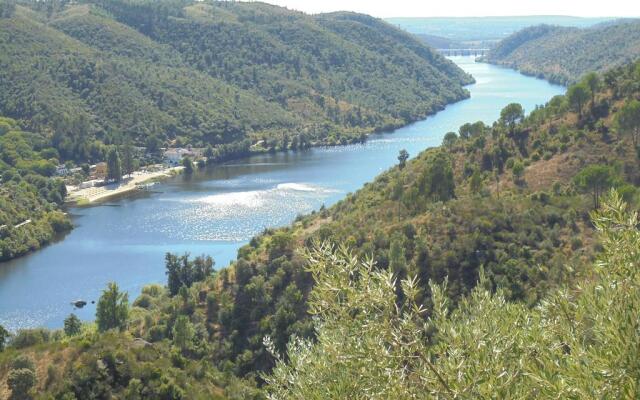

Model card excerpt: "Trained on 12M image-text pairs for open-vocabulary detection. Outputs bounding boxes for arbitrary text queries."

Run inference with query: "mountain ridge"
[483,19,640,84]
[0,0,473,163]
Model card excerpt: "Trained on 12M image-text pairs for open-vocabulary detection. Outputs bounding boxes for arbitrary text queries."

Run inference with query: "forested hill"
[483,20,640,85]
[0,117,71,261]
[195,59,640,378]
[3,60,639,397]
[0,0,472,162]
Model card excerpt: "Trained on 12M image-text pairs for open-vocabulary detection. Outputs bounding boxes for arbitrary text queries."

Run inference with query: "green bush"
[10,328,50,349]
[265,192,640,398]
[11,355,35,371]
[8,368,37,400]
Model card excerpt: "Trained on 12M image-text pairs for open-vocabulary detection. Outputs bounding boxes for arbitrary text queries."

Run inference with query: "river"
[0,57,565,331]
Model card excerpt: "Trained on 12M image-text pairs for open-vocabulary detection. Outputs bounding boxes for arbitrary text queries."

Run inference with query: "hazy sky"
[259,0,639,18]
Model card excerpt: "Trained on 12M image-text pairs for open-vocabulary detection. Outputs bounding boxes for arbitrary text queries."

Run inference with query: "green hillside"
[0,0,472,162]
[484,20,640,84]
[3,56,639,398]
[0,117,71,261]
[197,59,640,379]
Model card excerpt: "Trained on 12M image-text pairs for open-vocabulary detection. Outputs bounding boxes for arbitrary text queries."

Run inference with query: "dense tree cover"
[0,328,242,399]
[3,61,640,398]
[0,116,72,261]
[484,20,640,85]
[165,253,214,296]
[185,60,640,378]
[0,0,472,161]
[265,192,640,398]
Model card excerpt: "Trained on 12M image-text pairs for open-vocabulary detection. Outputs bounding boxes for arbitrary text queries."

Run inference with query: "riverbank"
[0,57,567,331]
[66,166,185,205]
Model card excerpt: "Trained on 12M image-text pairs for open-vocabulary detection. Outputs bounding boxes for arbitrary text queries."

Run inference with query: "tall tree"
[172,315,195,351]
[573,165,618,209]
[567,83,590,119]
[458,121,486,139]
[397,149,409,170]
[499,103,524,134]
[420,151,455,202]
[165,253,213,296]
[165,253,183,296]
[121,142,136,178]
[96,282,129,332]
[616,99,640,148]
[64,314,82,336]
[442,132,458,149]
[583,72,600,111]
[106,148,122,182]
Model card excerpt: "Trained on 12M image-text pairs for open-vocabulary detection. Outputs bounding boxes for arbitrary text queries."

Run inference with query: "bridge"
[436,48,490,57]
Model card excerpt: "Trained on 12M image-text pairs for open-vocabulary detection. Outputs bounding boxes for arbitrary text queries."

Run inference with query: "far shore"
[66,166,185,205]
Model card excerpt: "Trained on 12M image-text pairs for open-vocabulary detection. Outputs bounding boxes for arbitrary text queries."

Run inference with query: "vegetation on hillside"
[2,53,640,400]
[0,0,472,163]
[483,20,640,84]
[184,59,640,380]
[0,116,71,261]
[265,191,640,398]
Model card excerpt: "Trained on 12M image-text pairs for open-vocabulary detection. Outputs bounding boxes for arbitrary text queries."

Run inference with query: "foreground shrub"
[265,190,640,399]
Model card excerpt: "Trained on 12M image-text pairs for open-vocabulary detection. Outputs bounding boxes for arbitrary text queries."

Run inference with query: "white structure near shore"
[164,148,198,165]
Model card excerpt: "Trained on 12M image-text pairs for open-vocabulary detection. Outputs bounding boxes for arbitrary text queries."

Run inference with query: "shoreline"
[66,166,185,205]
[0,56,566,331]
[63,94,474,207]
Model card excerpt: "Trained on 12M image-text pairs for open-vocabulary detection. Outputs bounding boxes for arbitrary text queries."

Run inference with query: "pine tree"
[64,314,82,336]
[96,282,129,332]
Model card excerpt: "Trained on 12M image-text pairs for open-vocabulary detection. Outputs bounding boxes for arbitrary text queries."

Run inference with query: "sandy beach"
[66,166,184,204]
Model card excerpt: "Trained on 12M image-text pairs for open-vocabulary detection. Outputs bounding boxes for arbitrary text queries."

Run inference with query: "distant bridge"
[436,48,490,57]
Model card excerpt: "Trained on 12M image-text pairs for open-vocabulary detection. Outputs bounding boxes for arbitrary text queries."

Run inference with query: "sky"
[257,0,639,18]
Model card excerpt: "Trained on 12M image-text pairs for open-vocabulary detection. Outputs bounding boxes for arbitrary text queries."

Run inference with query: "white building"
[78,179,103,189]
[163,148,195,165]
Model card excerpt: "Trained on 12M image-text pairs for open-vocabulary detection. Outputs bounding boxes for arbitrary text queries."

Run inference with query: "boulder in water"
[72,300,87,308]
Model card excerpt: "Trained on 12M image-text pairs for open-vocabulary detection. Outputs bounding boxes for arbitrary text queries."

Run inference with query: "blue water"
[0,57,565,331]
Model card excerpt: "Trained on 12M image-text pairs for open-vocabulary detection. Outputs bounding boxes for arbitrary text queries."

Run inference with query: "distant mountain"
[484,20,640,84]
[386,16,615,42]
[414,33,463,49]
[0,0,473,162]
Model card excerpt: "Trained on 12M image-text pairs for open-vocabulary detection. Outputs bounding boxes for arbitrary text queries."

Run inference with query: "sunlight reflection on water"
[0,57,566,331]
